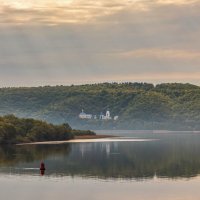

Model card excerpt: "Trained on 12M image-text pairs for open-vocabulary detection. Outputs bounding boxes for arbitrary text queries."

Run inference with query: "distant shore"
[16,135,116,145]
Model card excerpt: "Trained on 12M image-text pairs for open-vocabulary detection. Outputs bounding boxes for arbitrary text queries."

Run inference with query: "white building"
[114,116,119,121]
[79,109,117,120]
[79,110,93,119]
[99,110,112,120]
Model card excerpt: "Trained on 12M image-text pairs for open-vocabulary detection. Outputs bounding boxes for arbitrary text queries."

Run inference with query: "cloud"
[155,0,199,5]
[0,0,127,25]
[0,0,198,25]
[0,0,200,86]
[0,0,200,40]
[116,49,200,60]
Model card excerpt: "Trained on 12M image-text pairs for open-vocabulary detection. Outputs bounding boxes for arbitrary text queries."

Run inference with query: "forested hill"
[0,83,200,130]
[0,115,94,144]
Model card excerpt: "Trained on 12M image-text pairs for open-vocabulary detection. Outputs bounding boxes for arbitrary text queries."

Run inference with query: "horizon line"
[0,81,199,89]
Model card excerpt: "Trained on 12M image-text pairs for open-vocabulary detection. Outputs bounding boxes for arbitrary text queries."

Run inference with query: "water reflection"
[1,133,200,180]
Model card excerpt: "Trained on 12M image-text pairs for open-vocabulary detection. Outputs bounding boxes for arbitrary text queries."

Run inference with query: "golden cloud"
[117,49,200,60]
[0,0,199,25]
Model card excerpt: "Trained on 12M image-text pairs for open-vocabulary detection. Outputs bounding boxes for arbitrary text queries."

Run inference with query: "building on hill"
[99,110,112,120]
[79,109,118,121]
[79,110,93,119]
[114,116,119,121]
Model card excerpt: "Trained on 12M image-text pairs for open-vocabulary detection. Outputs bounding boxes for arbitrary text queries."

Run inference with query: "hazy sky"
[0,0,200,86]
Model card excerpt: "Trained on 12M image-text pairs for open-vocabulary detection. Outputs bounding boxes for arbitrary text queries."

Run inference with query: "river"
[0,130,200,200]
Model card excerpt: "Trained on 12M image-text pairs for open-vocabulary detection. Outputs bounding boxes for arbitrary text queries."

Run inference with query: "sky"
[0,0,200,87]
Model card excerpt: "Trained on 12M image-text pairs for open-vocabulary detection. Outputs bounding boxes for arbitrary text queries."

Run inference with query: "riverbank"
[16,135,116,145]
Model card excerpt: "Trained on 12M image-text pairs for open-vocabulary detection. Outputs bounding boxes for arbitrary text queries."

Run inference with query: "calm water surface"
[1,130,200,200]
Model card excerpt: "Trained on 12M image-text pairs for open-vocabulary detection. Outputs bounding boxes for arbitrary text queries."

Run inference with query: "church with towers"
[79,109,118,121]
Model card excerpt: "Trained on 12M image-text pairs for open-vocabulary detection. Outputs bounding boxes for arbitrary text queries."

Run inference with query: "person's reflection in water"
[40,162,46,176]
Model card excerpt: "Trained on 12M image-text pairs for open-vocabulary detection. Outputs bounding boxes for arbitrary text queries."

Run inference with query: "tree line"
[0,115,94,144]
[0,82,200,130]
